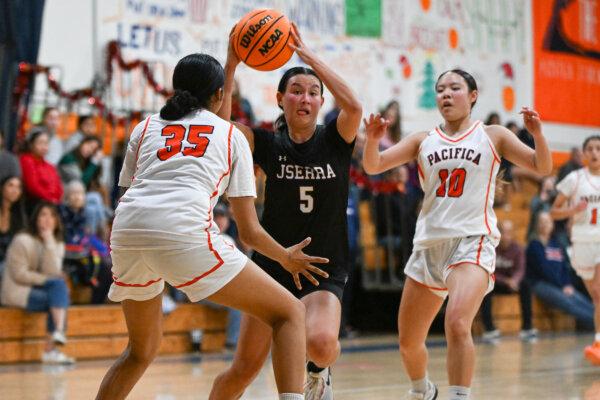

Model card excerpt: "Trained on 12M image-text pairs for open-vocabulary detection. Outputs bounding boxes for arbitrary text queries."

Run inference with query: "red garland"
[350,166,406,194]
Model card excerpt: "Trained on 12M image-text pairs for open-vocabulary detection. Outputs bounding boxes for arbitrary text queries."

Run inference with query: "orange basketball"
[232,9,294,71]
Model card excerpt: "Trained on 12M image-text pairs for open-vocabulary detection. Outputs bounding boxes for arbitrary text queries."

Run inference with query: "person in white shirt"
[552,135,600,365]
[95,53,328,400]
[362,69,552,400]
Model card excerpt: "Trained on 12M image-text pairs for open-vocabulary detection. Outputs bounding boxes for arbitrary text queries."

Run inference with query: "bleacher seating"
[0,304,227,363]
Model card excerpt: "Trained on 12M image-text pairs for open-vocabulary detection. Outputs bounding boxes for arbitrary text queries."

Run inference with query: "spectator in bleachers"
[481,220,536,342]
[557,146,583,182]
[38,107,64,165]
[0,176,27,276]
[58,136,108,239]
[526,211,594,330]
[59,181,111,304]
[527,176,557,241]
[379,100,401,149]
[0,132,21,183]
[0,202,74,364]
[19,129,63,211]
[58,135,103,189]
[64,115,98,154]
[485,112,501,126]
[230,80,256,127]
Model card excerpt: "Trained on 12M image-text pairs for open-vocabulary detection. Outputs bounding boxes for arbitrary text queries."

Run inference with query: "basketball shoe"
[304,366,333,400]
[584,341,600,365]
[408,380,438,400]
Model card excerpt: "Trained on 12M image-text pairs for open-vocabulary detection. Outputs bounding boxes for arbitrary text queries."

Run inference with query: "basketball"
[232,9,294,71]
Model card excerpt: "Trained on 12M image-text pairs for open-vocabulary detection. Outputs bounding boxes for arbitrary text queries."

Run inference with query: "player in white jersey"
[95,54,329,400]
[362,69,552,400]
[551,135,600,365]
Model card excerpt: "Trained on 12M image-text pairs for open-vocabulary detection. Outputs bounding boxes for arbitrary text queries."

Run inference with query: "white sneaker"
[51,331,67,345]
[519,328,539,342]
[42,349,75,364]
[482,329,501,343]
[408,380,438,400]
[304,366,333,400]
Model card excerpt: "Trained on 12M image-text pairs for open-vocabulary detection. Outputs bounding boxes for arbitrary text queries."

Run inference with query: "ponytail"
[160,90,202,120]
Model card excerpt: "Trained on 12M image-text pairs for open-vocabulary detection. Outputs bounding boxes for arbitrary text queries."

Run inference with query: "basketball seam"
[235,9,268,59]
[243,14,285,64]
[251,25,292,69]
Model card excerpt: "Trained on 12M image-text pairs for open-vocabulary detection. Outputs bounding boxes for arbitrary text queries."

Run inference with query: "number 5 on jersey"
[300,186,314,213]
[157,124,214,161]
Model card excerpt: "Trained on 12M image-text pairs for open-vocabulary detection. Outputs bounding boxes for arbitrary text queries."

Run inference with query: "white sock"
[449,385,470,399]
[279,394,303,400]
[594,332,600,343]
[411,375,429,393]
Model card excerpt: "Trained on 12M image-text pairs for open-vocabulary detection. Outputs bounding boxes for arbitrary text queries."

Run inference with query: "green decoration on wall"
[419,61,437,109]
[346,0,381,37]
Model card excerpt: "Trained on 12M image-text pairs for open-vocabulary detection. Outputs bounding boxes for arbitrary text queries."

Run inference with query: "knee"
[307,331,338,365]
[445,314,472,343]
[270,297,305,328]
[127,336,162,366]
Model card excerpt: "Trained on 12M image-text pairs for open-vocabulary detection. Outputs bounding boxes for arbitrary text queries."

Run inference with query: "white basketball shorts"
[108,234,247,303]
[404,235,497,299]
[569,242,600,280]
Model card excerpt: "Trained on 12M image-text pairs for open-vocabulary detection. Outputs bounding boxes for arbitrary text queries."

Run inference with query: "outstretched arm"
[289,23,362,143]
[493,107,553,175]
[362,113,425,175]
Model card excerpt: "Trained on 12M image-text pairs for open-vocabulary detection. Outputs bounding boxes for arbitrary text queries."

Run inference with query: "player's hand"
[520,107,542,137]
[281,237,329,290]
[573,199,588,213]
[363,113,390,141]
[507,278,519,292]
[288,22,317,65]
[225,25,241,68]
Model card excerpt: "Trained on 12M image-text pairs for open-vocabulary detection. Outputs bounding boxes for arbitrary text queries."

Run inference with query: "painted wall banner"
[534,0,600,126]
[345,0,381,37]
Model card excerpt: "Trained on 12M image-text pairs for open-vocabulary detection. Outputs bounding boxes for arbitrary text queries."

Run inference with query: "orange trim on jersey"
[483,158,498,234]
[112,275,162,287]
[434,121,480,143]
[175,124,235,288]
[584,168,600,191]
[417,162,425,180]
[447,261,485,270]
[487,141,501,163]
[412,279,448,291]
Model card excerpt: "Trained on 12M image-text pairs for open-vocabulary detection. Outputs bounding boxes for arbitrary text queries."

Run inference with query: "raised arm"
[289,23,362,143]
[362,113,425,175]
[217,30,255,151]
[491,107,553,175]
[228,196,329,290]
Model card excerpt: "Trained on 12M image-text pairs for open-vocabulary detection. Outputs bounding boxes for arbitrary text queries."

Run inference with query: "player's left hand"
[288,22,317,64]
[520,107,542,137]
[282,237,329,290]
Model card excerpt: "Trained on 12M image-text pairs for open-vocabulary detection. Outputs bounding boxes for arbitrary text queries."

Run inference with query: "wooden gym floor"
[1,333,599,399]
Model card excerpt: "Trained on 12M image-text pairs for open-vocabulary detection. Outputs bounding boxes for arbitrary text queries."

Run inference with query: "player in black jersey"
[210,25,362,400]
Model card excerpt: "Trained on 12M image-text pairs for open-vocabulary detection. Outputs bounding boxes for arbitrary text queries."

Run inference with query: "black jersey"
[251,117,354,282]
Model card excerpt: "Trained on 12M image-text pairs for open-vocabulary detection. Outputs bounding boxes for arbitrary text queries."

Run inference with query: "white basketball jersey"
[111,110,256,249]
[413,121,501,250]
[556,168,600,243]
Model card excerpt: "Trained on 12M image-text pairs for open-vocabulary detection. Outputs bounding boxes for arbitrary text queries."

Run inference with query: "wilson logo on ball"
[239,15,274,49]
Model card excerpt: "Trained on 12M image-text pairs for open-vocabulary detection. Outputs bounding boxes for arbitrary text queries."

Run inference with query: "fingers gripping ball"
[232,9,294,71]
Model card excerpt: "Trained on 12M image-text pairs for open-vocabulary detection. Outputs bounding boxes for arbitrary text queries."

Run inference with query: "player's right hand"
[574,199,588,213]
[225,25,241,67]
[281,237,329,290]
[363,113,389,141]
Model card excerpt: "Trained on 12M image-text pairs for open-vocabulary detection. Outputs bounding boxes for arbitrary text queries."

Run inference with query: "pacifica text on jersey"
[426,146,482,167]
